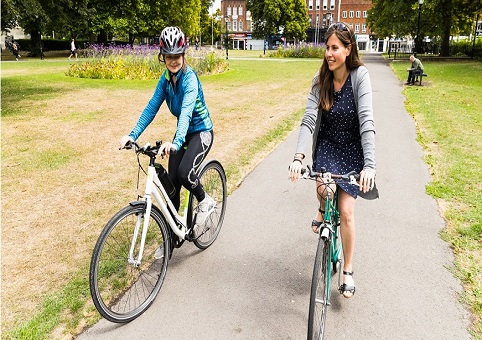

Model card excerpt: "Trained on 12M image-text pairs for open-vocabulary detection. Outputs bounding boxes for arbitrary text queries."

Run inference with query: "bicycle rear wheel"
[89,203,170,323]
[307,235,331,340]
[189,160,227,249]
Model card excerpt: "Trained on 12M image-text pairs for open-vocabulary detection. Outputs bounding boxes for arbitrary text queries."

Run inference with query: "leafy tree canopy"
[367,0,482,56]
[1,0,206,47]
[247,0,309,41]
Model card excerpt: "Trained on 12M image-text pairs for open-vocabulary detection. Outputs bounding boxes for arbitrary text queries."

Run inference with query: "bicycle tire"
[89,203,170,323]
[188,160,227,250]
[307,235,331,340]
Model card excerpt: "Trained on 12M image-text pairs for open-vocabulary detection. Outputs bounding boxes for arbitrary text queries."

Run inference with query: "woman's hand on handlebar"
[359,169,375,193]
[119,135,134,150]
[289,160,303,182]
[160,141,176,157]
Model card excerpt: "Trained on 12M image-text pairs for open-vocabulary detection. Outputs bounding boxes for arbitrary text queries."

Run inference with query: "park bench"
[413,73,428,86]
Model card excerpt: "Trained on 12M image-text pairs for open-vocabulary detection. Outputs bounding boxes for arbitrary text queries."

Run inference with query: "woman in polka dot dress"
[289,22,377,299]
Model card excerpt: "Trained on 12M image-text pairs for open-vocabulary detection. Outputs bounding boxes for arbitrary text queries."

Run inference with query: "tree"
[1,0,19,31]
[200,8,222,46]
[247,0,309,42]
[367,0,482,56]
[1,0,208,51]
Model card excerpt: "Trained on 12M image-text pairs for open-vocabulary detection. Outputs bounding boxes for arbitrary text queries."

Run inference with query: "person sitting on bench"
[406,55,424,85]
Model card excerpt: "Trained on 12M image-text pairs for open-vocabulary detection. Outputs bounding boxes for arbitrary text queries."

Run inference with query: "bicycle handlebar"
[301,165,360,183]
[123,140,177,157]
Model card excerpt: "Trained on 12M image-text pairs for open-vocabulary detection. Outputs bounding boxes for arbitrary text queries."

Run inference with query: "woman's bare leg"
[338,189,356,298]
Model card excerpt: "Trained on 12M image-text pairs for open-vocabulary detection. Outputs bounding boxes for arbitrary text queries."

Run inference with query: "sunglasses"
[329,22,349,32]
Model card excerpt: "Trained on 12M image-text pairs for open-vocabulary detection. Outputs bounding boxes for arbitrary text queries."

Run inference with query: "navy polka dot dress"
[313,75,363,198]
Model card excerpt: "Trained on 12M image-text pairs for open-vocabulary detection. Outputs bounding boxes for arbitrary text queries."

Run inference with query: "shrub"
[66,44,228,80]
[268,43,325,58]
[450,37,482,58]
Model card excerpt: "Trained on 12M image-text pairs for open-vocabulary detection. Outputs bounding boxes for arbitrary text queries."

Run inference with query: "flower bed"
[66,43,228,80]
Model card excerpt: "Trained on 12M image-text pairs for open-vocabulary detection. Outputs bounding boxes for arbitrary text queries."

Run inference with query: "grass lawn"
[391,59,482,338]
[1,53,321,339]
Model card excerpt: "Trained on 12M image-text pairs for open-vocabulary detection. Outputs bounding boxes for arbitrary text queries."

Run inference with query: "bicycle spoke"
[90,205,169,323]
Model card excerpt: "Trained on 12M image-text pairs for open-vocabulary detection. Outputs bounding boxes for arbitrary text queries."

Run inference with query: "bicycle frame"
[320,188,342,306]
[129,159,191,267]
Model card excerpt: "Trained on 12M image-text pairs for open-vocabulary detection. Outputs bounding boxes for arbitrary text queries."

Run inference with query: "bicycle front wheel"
[307,235,331,340]
[89,203,170,323]
[189,160,227,249]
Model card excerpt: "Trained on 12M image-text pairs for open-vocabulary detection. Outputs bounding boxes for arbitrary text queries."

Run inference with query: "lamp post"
[224,13,229,60]
[416,0,424,55]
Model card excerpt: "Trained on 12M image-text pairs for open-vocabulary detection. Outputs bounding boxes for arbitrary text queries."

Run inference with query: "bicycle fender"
[197,159,225,174]
[129,201,164,217]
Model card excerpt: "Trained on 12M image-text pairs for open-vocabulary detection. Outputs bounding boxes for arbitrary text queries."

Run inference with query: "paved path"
[79,54,470,339]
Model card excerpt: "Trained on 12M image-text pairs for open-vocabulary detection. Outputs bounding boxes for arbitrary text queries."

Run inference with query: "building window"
[362,23,367,33]
[363,11,367,18]
[355,24,360,33]
[227,22,231,31]
[246,10,251,20]
[316,0,320,10]
[239,21,243,31]
[356,11,360,18]
[342,11,347,18]
[330,0,334,10]
[233,20,237,31]
[309,0,313,10]
[323,0,327,10]
[239,6,243,15]
[227,7,231,16]
[233,7,237,17]
[349,11,354,18]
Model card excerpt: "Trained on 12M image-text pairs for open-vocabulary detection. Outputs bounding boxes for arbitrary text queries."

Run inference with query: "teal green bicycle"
[301,165,359,340]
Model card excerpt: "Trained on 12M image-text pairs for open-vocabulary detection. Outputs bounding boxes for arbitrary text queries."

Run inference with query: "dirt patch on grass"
[1,62,315,336]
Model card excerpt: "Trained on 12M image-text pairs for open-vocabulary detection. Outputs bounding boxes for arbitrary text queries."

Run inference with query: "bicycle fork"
[128,198,153,268]
[319,222,342,306]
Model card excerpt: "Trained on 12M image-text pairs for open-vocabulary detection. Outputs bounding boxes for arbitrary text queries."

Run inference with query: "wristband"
[293,158,302,164]
[294,153,305,159]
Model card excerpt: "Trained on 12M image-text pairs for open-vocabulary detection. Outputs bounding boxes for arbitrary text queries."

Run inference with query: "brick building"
[221,0,381,52]
[221,0,253,50]
[307,0,376,51]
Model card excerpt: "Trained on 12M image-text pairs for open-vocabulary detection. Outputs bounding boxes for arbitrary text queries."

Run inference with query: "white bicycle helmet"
[160,27,186,54]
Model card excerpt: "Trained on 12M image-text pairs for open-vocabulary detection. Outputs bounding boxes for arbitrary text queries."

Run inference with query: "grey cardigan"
[296,65,376,173]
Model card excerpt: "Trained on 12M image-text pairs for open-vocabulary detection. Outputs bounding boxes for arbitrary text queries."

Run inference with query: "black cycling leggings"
[168,130,213,211]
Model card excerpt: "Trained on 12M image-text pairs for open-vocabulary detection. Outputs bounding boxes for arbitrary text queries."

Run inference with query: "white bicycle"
[89,140,227,323]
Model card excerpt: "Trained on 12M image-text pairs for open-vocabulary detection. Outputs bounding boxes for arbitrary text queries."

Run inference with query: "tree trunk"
[129,33,136,45]
[29,30,41,57]
[97,29,108,45]
[440,0,453,56]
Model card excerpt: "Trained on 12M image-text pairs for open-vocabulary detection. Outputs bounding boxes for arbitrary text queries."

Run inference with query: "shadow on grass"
[1,77,60,117]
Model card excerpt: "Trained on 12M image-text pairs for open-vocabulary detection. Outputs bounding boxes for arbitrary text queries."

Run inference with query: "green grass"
[391,59,482,338]
[8,268,91,340]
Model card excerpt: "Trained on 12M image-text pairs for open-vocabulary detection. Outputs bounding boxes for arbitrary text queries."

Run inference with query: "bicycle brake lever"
[349,175,358,185]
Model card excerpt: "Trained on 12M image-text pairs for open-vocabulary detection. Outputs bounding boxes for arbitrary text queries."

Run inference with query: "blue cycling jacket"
[129,66,213,150]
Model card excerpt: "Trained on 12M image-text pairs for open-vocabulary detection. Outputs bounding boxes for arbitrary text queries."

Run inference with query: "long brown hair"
[317,22,363,111]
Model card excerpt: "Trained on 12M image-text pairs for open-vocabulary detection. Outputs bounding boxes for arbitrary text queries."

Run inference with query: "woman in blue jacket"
[120,27,214,226]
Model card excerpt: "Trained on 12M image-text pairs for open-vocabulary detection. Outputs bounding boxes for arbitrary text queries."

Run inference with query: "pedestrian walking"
[68,38,78,61]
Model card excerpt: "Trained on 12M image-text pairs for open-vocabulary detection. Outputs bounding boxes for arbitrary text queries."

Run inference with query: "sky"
[212,0,221,13]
